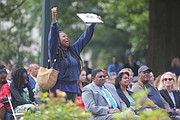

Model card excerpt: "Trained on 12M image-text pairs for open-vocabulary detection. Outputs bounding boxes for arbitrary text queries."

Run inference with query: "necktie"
[100,86,117,109]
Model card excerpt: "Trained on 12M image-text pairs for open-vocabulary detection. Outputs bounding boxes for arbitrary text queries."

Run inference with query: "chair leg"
[7,96,17,120]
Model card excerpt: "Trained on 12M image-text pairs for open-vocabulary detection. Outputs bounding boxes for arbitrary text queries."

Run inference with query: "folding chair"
[7,96,24,120]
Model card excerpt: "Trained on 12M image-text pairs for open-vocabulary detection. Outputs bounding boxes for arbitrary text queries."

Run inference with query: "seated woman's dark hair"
[12,67,28,90]
[115,72,129,88]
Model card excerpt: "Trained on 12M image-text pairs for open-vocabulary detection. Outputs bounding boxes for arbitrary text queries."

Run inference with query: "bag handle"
[48,48,60,69]
[52,59,57,68]
[47,59,57,69]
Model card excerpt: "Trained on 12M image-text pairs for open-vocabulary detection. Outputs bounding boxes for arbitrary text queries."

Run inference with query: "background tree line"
[1,0,180,76]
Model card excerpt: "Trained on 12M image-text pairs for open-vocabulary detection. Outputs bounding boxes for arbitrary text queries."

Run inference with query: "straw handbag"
[37,59,59,90]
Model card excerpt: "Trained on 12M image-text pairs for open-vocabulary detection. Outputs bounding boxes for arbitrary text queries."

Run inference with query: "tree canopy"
[55,0,149,68]
[0,0,42,66]
[0,0,148,68]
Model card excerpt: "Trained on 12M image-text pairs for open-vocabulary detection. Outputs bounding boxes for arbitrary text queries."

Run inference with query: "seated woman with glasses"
[158,72,180,115]
[115,72,135,110]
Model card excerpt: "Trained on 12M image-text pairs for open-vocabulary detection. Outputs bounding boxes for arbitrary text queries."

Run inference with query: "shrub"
[113,90,170,120]
[23,90,91,120]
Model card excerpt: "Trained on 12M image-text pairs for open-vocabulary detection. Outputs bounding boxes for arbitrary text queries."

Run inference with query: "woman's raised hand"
[51,7,57,22]
[97,16,102,20]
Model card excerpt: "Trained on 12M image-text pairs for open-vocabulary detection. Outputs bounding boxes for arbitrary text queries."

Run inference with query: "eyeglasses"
[122,77,129,80]
[96,75,106,78]
[163,78,173,81]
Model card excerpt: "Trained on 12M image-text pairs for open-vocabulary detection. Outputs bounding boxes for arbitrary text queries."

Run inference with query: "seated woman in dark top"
[158,72,180,114]
[115,72,135,110]
[10,67,35,113]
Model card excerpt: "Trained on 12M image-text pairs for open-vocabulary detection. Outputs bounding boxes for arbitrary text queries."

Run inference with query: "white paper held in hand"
[77,13,103,24]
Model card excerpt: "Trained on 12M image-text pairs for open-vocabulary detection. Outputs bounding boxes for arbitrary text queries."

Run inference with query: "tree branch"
[1,0,26,18]
[104,22,130,35]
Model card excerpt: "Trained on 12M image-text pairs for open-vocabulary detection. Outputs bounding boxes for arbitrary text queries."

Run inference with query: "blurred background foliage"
[0,0,42,66]
[0,0,148,68]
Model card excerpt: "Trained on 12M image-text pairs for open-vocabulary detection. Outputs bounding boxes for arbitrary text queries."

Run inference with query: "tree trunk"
[148,0,180,76]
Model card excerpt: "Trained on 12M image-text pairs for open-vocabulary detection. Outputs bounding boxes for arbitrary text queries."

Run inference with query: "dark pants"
[5,111,13,120]
[66,92,77,102]
[0,107,5,120]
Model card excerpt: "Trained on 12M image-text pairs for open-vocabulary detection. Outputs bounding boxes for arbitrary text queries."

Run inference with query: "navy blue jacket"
[116,87,133,107]
[28,75,36,90]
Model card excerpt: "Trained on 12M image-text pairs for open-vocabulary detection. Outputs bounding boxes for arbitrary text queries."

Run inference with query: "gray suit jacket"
[82,82,126,120]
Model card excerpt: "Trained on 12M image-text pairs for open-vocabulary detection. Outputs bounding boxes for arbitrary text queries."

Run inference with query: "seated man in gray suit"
[82,68,126,120]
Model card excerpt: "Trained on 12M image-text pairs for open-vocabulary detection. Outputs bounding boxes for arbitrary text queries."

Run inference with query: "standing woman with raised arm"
[48,7,99,102]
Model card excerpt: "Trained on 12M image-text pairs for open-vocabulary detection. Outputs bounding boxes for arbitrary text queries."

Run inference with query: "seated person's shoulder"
[131,82,144,92]
[105,82,115,87]
[82,83,92,91]
[104,83,116,90]
[131,82,139,88]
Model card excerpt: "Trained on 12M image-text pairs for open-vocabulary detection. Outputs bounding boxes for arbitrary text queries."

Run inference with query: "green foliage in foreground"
[113,90,170,120]
[24,89,171,120]
[23,91,91,120]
